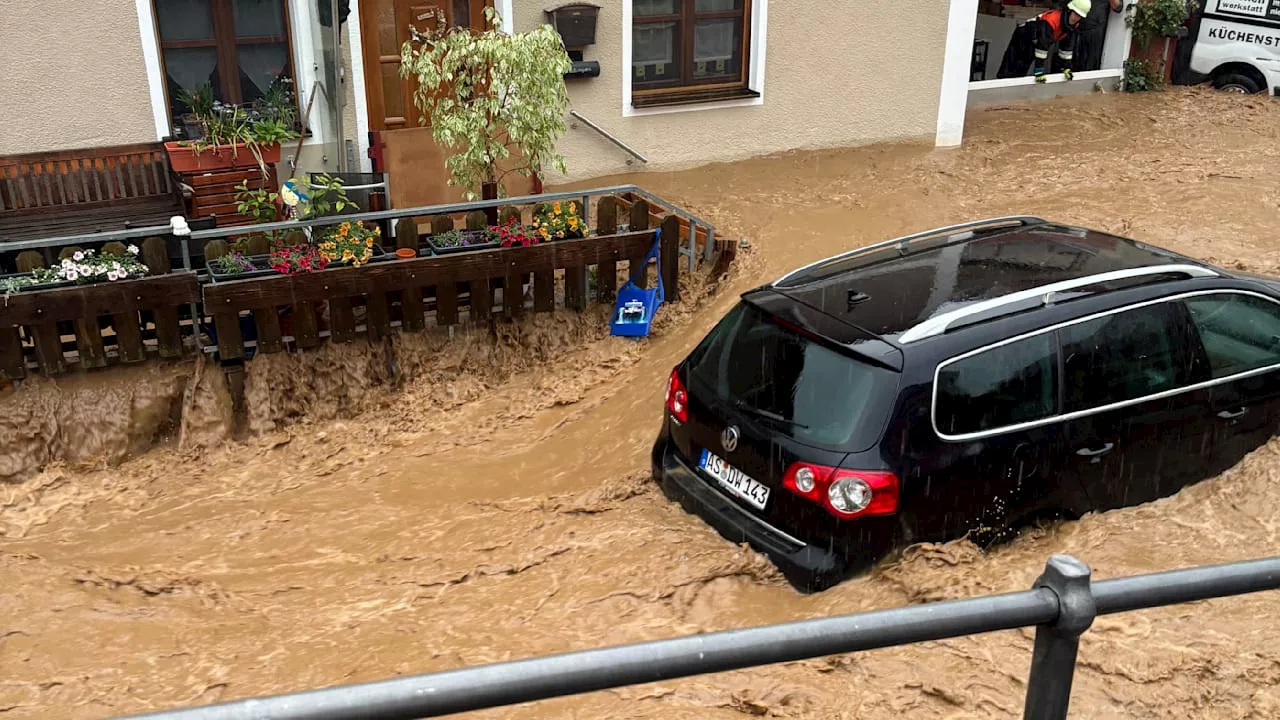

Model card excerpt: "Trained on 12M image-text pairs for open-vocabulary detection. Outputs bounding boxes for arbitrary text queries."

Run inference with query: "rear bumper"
[652,436,844,588]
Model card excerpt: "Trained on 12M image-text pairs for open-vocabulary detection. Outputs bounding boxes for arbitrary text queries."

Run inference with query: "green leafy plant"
[0,276,35,298]
[1124,58,1162,92]
[176,82,216,121]
[180,77,301,175]
[307,173,356,217]
[428,229,495,249]
[234,181,282,248]
[1126,0,1199,50]
[210,252,257,275]
[235,181,280,224]
[400,7,572,199]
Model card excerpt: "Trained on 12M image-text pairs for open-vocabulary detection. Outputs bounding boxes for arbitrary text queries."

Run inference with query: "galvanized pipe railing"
[0,185,718,267]
[114,554,1280,720]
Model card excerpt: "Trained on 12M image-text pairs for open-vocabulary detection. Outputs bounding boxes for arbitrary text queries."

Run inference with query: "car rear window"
[686,302,897,450]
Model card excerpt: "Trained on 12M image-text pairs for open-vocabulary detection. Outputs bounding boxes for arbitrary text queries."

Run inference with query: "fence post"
[1023,554,1095,720]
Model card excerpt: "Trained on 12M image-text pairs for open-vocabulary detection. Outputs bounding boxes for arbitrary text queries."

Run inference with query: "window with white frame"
[630,0,758,108]
[153,0,299,129]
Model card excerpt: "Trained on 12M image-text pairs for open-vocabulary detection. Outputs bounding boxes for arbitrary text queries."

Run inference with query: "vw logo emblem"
[721,425,740,453]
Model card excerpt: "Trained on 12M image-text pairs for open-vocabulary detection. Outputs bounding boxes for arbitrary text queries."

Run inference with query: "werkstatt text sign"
[1212,0,1280,21]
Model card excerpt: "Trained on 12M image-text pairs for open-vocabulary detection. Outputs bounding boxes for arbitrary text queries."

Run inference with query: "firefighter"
[996,0,1092,82]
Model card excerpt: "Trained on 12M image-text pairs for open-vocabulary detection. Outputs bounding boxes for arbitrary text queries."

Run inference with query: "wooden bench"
[0,143,185,243]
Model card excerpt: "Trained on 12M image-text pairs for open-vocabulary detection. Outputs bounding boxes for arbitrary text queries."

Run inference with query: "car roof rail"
[772,216,1047,288]
[896,263,1220,344]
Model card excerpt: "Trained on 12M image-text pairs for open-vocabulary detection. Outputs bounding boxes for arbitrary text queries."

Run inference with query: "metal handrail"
[115,554,1280,720]
[772,216,1046,288]
[569,110,649,164]
[0,184,713,256]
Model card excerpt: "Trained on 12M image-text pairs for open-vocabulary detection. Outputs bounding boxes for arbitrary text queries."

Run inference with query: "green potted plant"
[400,8,571,203]
[175,83,215,141]
[164,77,301,175]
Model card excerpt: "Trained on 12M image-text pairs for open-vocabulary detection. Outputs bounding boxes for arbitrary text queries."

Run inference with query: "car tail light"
[782,462,899,519]
[665,367,688,423]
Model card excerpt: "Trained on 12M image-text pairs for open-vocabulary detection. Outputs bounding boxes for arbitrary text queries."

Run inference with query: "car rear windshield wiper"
[734,400,810,430]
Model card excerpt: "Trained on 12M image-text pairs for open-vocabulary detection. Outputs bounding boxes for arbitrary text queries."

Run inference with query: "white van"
[1188,0,1280,94]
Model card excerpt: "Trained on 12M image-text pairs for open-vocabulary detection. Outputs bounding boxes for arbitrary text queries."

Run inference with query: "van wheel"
[1214,73,1262,94]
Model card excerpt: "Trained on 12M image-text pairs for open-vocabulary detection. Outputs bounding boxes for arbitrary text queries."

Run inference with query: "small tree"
[401,8,572,199]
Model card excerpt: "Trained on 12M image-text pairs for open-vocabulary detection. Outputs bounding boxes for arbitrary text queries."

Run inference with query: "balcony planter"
[207,254,276,282]
[426,230,499,255]
[0,272,74,294]
[164,141,282,173]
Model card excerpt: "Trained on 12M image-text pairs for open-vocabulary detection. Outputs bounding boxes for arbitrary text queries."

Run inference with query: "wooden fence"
[0,195,694,382]
[0,237,200,381]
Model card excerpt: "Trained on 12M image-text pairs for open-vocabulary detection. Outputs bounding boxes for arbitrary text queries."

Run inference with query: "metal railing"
[569,109,650,165]
[115,554,1280,720]
[0,185,717,276]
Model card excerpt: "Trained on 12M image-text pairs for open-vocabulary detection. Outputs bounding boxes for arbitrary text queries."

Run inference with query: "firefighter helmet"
[1067,0,1092,17]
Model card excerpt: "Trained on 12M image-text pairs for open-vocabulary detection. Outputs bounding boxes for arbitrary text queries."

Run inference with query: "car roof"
[766,221,1217,344]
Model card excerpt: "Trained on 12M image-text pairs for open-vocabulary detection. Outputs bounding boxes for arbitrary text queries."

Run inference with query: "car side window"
[1060,302,1188,413]
[935,333,1058,436]
[1183,293,1280,379]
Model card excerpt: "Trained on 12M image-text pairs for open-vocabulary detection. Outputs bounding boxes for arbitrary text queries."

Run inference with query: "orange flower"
[552,202,561,213]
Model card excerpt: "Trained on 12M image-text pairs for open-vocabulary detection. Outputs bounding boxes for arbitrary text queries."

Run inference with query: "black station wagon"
[652,217,1280,591]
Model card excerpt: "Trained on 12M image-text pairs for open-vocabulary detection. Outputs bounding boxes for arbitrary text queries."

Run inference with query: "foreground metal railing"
[0,184,717,274]
[116,554,1280,720]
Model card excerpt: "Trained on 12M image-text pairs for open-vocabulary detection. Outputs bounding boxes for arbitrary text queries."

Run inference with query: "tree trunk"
[482,180,499,225]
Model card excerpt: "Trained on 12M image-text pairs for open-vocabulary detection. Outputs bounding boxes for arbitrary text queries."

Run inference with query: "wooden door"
[360,0,534,208]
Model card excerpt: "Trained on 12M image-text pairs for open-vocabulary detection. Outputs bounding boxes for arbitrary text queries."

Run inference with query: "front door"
[1181,292,1280,476]
[358,0,535,208]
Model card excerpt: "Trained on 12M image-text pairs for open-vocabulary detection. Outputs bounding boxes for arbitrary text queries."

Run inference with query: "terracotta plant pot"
[164,141,283,173]
[395,247,417,259]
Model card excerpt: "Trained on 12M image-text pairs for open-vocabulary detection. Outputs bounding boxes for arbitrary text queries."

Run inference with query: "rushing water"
[3,89,1280,719]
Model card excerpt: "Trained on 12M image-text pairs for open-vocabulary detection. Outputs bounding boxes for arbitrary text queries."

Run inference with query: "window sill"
[631,87,761,109]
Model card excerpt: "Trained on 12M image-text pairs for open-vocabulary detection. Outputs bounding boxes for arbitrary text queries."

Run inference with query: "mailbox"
[545,3,600,47]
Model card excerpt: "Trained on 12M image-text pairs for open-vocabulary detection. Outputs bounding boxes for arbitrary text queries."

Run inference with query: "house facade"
[0,1,1132,205]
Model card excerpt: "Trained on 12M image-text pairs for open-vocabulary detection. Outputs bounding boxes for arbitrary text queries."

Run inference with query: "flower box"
[207,254,276,282]
[212,244,391,280]
[0,272,74,294]
[426,230,499,255]
[164,141,283,173]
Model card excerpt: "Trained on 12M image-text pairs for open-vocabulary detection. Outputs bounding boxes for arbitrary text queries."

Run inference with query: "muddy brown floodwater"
[4,88,1280,720]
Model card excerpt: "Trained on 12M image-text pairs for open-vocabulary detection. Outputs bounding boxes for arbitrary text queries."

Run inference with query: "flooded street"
[4,88,1280,719]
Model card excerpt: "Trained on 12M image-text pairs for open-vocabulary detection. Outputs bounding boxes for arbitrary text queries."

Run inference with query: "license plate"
[699,449,770,510]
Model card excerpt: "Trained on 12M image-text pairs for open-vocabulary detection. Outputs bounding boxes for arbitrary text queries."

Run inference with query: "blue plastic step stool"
[610,229,664,338]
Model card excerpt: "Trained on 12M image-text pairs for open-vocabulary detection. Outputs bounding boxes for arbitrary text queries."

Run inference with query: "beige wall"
[511,0,949,183]
[0,0,157,154]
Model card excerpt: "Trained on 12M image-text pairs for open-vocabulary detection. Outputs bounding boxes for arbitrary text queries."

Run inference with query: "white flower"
[66,270,78,282]
[61,258,73,268]
[107,271,118,281]
[127,245,139,255]
[112,262,122,271]
[73,251,84,261]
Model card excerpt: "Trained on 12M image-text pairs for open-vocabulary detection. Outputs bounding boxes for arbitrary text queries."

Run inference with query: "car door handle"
[1217,407,1249,420]
[1075,442,1115,457]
